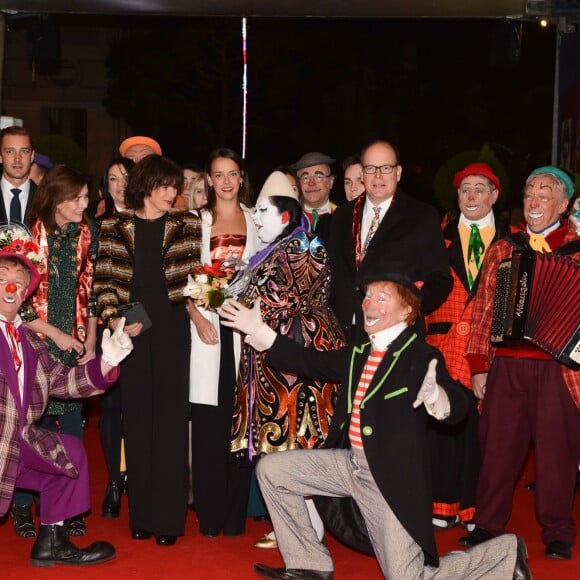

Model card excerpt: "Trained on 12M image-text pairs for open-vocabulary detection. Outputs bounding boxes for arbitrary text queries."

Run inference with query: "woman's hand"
[193,316,219,345]
[52,329,85,355]
[109,317,143,338]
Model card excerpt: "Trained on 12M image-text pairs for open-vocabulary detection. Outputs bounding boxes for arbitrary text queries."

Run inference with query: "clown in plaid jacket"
[0,325,117,517]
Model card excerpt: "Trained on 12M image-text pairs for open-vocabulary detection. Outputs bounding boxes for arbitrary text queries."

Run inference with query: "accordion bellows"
[491,250,580,369]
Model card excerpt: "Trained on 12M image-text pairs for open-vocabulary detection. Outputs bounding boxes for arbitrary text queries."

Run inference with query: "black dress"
[120,215,190,536]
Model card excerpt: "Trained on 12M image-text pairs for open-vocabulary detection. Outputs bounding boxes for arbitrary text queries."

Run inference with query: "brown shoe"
[11,504,37,538]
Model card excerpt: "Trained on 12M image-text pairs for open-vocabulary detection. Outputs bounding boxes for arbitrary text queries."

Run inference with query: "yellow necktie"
[528,234,552,253]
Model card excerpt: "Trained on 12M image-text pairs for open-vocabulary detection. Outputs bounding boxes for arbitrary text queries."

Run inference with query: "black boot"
[64,515,87,537]
[30,524,115,567]
[101,482,122,518]
[11,504,37,538]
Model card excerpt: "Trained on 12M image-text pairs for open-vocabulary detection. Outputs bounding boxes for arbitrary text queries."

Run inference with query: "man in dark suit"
[0,126,37,226]
[218,260,530,580]
[327,140,452,343]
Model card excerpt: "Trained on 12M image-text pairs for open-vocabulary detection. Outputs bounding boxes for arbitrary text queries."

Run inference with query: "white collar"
[0,313,22,328]
[458,211,495,229]
[527,220,561,237]
[364,197,392,216]
[1,176,30,193]
[368,321,408,352]
[304,200,333,214]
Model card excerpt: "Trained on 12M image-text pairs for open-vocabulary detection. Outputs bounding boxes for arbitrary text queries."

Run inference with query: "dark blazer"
[327,192,452,341]
[0,180,36,225]
[264,326,469,567]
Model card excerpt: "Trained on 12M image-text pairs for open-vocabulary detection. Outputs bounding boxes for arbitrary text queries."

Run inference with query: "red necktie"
[4,321,22,373]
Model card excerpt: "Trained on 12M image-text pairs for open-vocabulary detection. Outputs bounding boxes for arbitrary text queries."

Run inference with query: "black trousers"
[99,381,123,484]
[190,324,251,536]
[121,309,190,537]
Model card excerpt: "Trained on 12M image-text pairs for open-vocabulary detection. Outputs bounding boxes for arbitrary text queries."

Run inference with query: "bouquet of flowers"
[183,261,231,310]
[0,225,43,265]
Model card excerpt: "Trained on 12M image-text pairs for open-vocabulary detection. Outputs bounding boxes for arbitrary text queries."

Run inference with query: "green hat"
[528,166,575,198]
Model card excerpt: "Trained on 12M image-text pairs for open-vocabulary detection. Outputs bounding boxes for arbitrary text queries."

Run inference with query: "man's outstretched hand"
[413,358,440,408]
[218,299,276,351]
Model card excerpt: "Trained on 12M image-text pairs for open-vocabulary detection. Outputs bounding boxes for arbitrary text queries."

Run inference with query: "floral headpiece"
[0,225,43,265]
[0,224,43,298]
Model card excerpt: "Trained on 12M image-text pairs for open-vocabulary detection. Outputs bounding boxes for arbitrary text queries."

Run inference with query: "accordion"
[491,250,580,369]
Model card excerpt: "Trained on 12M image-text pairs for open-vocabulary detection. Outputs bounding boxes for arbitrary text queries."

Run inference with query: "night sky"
[103,16,556,207]
[16,15,561,208]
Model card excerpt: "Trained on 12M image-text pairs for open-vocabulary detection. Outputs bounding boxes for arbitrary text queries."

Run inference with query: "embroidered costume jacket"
[231,231,344,456]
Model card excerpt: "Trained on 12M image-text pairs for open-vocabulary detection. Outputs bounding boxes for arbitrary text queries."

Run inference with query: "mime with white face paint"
[226,171,345,550]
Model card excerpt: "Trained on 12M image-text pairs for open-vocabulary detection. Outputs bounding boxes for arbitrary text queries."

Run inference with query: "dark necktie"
[311,208,319,229]
[3,320,22,373]
[467,223,485,289]
[10,188,22,223]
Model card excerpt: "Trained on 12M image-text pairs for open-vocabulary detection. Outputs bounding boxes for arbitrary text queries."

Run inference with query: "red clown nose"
[5,283,17,293]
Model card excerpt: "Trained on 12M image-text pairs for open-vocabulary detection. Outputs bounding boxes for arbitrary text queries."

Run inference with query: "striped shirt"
[349,350,386,449]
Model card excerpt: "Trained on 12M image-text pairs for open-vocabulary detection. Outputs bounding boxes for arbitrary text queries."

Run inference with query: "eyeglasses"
[299,172,331,184]
[362,164,398,175]
[459,187,492,197]
[523,194,555,204]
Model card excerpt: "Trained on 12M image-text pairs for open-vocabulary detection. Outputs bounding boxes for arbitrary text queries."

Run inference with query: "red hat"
[0,226,42,299]
[453,162,501,193]
[119,136,162,157]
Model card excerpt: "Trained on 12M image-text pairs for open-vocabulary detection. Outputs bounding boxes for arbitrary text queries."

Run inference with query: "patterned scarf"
[30,219,93,342]
[352,193,366,269]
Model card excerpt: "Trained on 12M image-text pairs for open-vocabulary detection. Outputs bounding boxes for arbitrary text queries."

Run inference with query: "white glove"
[101,317,134,366]
[218,298,276,352]
[413,359,450,420]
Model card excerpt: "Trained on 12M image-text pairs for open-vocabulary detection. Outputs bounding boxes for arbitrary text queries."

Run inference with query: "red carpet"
[1,406,579,579]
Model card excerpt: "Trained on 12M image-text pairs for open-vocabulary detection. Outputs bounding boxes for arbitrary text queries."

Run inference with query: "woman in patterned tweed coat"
[95,155,201,545]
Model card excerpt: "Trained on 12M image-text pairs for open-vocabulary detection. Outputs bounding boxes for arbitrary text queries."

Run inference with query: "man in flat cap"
[291,151,337,241]
[118,136,162,164]
[425,162,513,531]
[327,140,452,344]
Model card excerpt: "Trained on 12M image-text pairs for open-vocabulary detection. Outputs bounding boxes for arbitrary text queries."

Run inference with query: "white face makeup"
[361,281,411,335]
[253,197,287,244]
[0,262,28,320]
